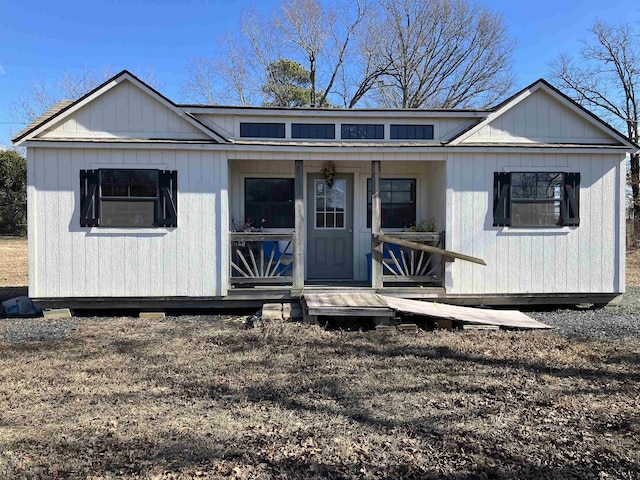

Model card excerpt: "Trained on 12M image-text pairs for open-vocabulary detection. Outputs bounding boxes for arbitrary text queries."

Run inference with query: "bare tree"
[549,20,640,218]
[11,73,58,126]
[337,6,393,108]
[276,0,367,106]
[277,0,328,107]
[182,0,514,108]
[365,0,514,109]
[182,8,283,106]
[181,58,220,104]
[183,0,368,107]
[11,65,161,125]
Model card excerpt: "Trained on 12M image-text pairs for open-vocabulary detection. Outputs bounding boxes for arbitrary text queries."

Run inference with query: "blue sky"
[1,0,639,147]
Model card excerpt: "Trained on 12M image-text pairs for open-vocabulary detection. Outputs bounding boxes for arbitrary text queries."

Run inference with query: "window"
[80,169,177,228]
[493,172,580,227]
[240,122,285,138]
[315,179,346,229]
[390,124,434,140]
[245,178,294,228]
[341,124,384,140]
[292,123,335,139]
[367,178,416,228]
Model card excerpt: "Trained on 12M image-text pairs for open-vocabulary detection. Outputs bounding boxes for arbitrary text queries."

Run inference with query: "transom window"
[291,123,335,139]
[493,172,580,227]
[315,179,346,229]
[367,178,416,228]
[244,178,294,228]
[390,124,434,140]
[240,122,285,138]
[80,169,177,228]
[341,124,384,140]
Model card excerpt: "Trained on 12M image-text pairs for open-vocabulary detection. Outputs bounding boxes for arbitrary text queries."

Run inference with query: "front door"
[307,173,353,280]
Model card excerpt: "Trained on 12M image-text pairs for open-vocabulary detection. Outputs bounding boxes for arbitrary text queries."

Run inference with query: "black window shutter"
[562,172,580,226]
[157,170,178,227]
[493,172,511,226]
[80,170,99,227]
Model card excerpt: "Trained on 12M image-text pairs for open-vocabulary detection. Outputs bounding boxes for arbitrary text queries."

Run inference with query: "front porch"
[228,158,451,292]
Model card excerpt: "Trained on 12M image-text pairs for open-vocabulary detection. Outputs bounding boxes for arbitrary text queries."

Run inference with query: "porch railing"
[229,233,294,287]
[378,232,445,286]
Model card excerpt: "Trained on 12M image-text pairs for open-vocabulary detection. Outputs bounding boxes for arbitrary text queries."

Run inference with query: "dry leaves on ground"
[0,316,638,479]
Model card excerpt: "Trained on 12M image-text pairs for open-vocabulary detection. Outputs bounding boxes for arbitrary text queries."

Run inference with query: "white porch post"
[371,160,383,288]
[294,160,305,289]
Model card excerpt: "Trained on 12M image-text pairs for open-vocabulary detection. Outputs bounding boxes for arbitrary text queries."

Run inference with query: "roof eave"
[12,70,228,146]
[447,79,640,150]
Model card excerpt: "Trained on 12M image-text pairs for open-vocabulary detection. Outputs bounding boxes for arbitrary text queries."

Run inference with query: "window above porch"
[366,178,417,228]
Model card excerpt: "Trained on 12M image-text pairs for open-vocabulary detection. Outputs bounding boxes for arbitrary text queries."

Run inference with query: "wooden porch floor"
[227,285,447,301]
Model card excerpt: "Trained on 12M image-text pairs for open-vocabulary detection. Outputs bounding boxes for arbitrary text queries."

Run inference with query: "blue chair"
[262,241,292,276]
[366,244,403,282]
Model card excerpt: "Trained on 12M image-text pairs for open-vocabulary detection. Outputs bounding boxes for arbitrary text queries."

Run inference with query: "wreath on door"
[321,161,335,186]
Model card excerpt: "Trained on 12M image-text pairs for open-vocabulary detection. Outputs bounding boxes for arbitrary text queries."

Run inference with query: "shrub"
[0,150,27,235]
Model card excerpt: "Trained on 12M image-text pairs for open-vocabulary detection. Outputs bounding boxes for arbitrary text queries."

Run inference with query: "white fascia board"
[183,106,490,119]
[189,113,234,139]
[22,140,632,155]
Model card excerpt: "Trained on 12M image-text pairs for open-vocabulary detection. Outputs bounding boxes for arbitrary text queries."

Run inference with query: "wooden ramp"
[380,295,551,329]
[301,292,551,330]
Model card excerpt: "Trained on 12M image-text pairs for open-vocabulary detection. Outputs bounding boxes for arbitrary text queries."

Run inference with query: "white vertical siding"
[29,145,623,298]
[40,80,210,140]
[463,89,618,144]
[26,149,37,296]
[447,152,623,294]
[29,148,228,298]
[617,157,626,292]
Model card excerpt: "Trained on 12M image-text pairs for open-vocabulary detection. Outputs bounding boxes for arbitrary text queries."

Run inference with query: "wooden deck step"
[302,292,395,325]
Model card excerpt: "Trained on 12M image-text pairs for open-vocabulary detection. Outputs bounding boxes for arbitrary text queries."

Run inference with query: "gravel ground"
[1,288,639,343]
[526,286,640,340]
[0,317,79,343]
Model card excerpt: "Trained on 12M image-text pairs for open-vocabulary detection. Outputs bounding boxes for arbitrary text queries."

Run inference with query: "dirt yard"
[627,248,640,287]
[0,237,639,477]
[0,316,638,479]
[0,237,27,287]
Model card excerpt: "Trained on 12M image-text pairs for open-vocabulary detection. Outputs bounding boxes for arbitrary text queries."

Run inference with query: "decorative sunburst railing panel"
[380,232,445,285]
[230,233,293,287]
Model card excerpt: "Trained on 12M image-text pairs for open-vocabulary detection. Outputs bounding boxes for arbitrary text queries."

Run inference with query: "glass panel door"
[314,179,346,229]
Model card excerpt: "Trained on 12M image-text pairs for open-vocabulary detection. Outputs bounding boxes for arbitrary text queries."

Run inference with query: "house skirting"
[30,289,621,311]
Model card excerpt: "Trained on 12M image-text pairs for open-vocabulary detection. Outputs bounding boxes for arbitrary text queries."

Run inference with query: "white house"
[12,70,638,309]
